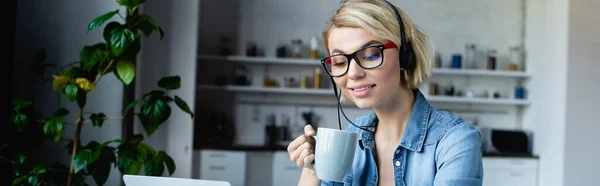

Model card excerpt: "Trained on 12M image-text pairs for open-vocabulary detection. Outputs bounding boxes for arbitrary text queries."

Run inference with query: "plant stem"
[66,108,84,186]
[93,60,115,85]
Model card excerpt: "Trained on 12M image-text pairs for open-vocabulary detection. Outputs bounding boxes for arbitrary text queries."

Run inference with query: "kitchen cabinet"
[197,150,540,186]
[482,157,538,186]
[197,150,302,186]
[199,150,247,186]
[272,151,302,185]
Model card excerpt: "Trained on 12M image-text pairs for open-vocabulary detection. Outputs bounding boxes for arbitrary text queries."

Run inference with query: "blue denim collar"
[357,89,431,152]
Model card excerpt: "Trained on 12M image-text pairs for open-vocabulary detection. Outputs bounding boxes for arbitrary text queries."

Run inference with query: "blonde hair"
[323,0,433,91]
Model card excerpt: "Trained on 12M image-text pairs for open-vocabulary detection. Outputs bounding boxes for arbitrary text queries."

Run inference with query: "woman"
[286,0,483,185]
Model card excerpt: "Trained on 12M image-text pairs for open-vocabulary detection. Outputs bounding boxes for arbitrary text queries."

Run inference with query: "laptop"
[123,175,231,186]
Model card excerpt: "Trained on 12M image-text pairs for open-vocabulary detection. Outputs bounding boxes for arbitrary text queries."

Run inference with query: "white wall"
[563,0,600,185]
[14,0,125,185]
[136,0,200,179]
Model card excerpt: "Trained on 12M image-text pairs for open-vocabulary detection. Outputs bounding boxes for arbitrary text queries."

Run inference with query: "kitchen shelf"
[198,55,531,78]
[197,55,320,66]
[196,85,531,106]
[425,95,531,106]
[431,68,531,78]
[196,84,333,95]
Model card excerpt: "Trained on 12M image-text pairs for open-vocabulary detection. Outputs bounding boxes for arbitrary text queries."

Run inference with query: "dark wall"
[2,0,17,185]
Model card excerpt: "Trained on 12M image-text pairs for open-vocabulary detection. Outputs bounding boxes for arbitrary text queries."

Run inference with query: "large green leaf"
[144,158,164,176]
[120,37,141,61]
[28,175,39,185]
[157,151,176,175]
[118,156,142,175]
[88,147,116,186]
[143,90,165,101]
[74,149,99,174]
[116,60,135,85]
[174,96,194,118]
[12,113,28,132]
[13,99,33,106]
[53,108,69,117]
[137,97,171,136]
[13,175,27,185]
[65,84,78,101]
[157,76,181,90]
[110,27,136,56]
[124,99,142,116]
[135,15,164,39]
[43,116,64,141]
[80,43,106,72]
[103,21,122,43]
[90,113,107,127]
[126,134,145,146]
[88,10,120,32]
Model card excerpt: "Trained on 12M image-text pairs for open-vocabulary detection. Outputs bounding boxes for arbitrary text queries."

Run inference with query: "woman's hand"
[287,125,316,169]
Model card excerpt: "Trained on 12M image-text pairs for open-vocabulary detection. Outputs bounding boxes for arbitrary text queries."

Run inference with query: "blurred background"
[5,0,599,186]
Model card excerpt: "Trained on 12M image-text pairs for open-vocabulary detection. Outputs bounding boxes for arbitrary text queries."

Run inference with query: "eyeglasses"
[321,42,398,77]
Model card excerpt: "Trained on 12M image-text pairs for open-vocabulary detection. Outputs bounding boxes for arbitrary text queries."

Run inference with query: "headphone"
[330,0,415,132]
[383,0,415,71]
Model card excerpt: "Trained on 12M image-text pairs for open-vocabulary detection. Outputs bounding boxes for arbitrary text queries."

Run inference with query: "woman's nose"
[347,58,366,80]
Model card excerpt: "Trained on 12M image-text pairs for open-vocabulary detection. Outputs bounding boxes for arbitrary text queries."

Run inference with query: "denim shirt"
[322,89,483,186]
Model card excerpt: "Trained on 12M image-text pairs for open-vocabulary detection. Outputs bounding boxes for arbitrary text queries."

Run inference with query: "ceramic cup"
[313,128,358,182]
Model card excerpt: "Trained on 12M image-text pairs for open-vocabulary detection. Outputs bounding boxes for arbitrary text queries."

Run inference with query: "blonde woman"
[286,0,483,185]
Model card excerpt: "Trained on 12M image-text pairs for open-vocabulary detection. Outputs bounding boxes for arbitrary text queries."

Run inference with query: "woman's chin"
[351,99,376,109]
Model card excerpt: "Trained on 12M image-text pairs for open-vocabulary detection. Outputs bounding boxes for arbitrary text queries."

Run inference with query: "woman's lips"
[349,84,376,98]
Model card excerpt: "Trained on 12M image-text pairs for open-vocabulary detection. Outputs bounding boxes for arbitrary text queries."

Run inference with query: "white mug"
[313,128,358,182]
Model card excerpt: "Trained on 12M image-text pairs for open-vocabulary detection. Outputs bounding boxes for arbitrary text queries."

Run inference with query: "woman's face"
[327,27,402,109]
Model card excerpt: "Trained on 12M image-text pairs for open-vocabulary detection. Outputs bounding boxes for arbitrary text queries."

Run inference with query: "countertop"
[196,145,539,159]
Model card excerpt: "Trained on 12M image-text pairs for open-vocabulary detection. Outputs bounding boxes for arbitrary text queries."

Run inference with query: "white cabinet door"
[272,151,302,186]
[199,150,246,186]
[483,157,538,186]
[246,152,274,186]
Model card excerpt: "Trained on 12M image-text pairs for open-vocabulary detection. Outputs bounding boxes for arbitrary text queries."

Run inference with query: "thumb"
[304,124,316,136]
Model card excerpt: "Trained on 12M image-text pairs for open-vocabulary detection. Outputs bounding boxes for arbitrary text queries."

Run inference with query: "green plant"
[2,0,194,186]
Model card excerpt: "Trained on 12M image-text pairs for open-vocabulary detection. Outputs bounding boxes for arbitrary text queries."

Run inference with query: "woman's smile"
[348,84,376,98]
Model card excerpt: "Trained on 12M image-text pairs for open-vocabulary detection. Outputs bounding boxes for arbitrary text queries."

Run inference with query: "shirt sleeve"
[433,123,484,186]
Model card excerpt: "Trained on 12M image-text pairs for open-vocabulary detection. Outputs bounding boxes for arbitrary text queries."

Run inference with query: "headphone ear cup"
[405,42,415,70]
[399,42,415,70]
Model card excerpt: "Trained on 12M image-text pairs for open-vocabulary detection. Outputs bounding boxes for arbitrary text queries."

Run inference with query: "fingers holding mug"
[295,147,314,167]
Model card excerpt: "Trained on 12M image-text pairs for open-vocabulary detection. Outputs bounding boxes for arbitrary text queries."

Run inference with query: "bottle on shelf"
[464,44,476,69]
[508,46,522,71]
[310,36,319,59]
[292,39,303,59]
[487,49,497,70]
[434,53,442,68]
[313,68,322,88]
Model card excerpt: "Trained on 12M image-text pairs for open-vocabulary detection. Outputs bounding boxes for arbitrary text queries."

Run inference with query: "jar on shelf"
[292,39,303,59]
[464,44,476,69]
[508,46,522,71]
[434,53,442,68]
[487,49,497,70]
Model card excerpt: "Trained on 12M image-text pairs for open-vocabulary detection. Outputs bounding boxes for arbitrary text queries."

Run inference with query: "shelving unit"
[198,55,531,78]
[196,85,531,106]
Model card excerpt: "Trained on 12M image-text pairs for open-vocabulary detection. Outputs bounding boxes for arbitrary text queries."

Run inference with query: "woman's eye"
[333,61,348,66]
[363,55,379,61]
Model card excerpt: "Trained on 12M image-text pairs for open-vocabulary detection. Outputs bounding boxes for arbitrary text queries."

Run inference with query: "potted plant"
[2,0,194,185]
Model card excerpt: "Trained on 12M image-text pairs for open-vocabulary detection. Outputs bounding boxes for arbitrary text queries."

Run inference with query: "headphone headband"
[382,0,414,70]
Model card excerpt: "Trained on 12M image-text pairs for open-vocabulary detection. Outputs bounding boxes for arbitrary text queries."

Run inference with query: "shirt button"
[395,150,400,154]
[395,161,401,167]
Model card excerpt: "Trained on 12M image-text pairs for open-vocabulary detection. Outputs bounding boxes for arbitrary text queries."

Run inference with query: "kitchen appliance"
[480,127,532,155]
